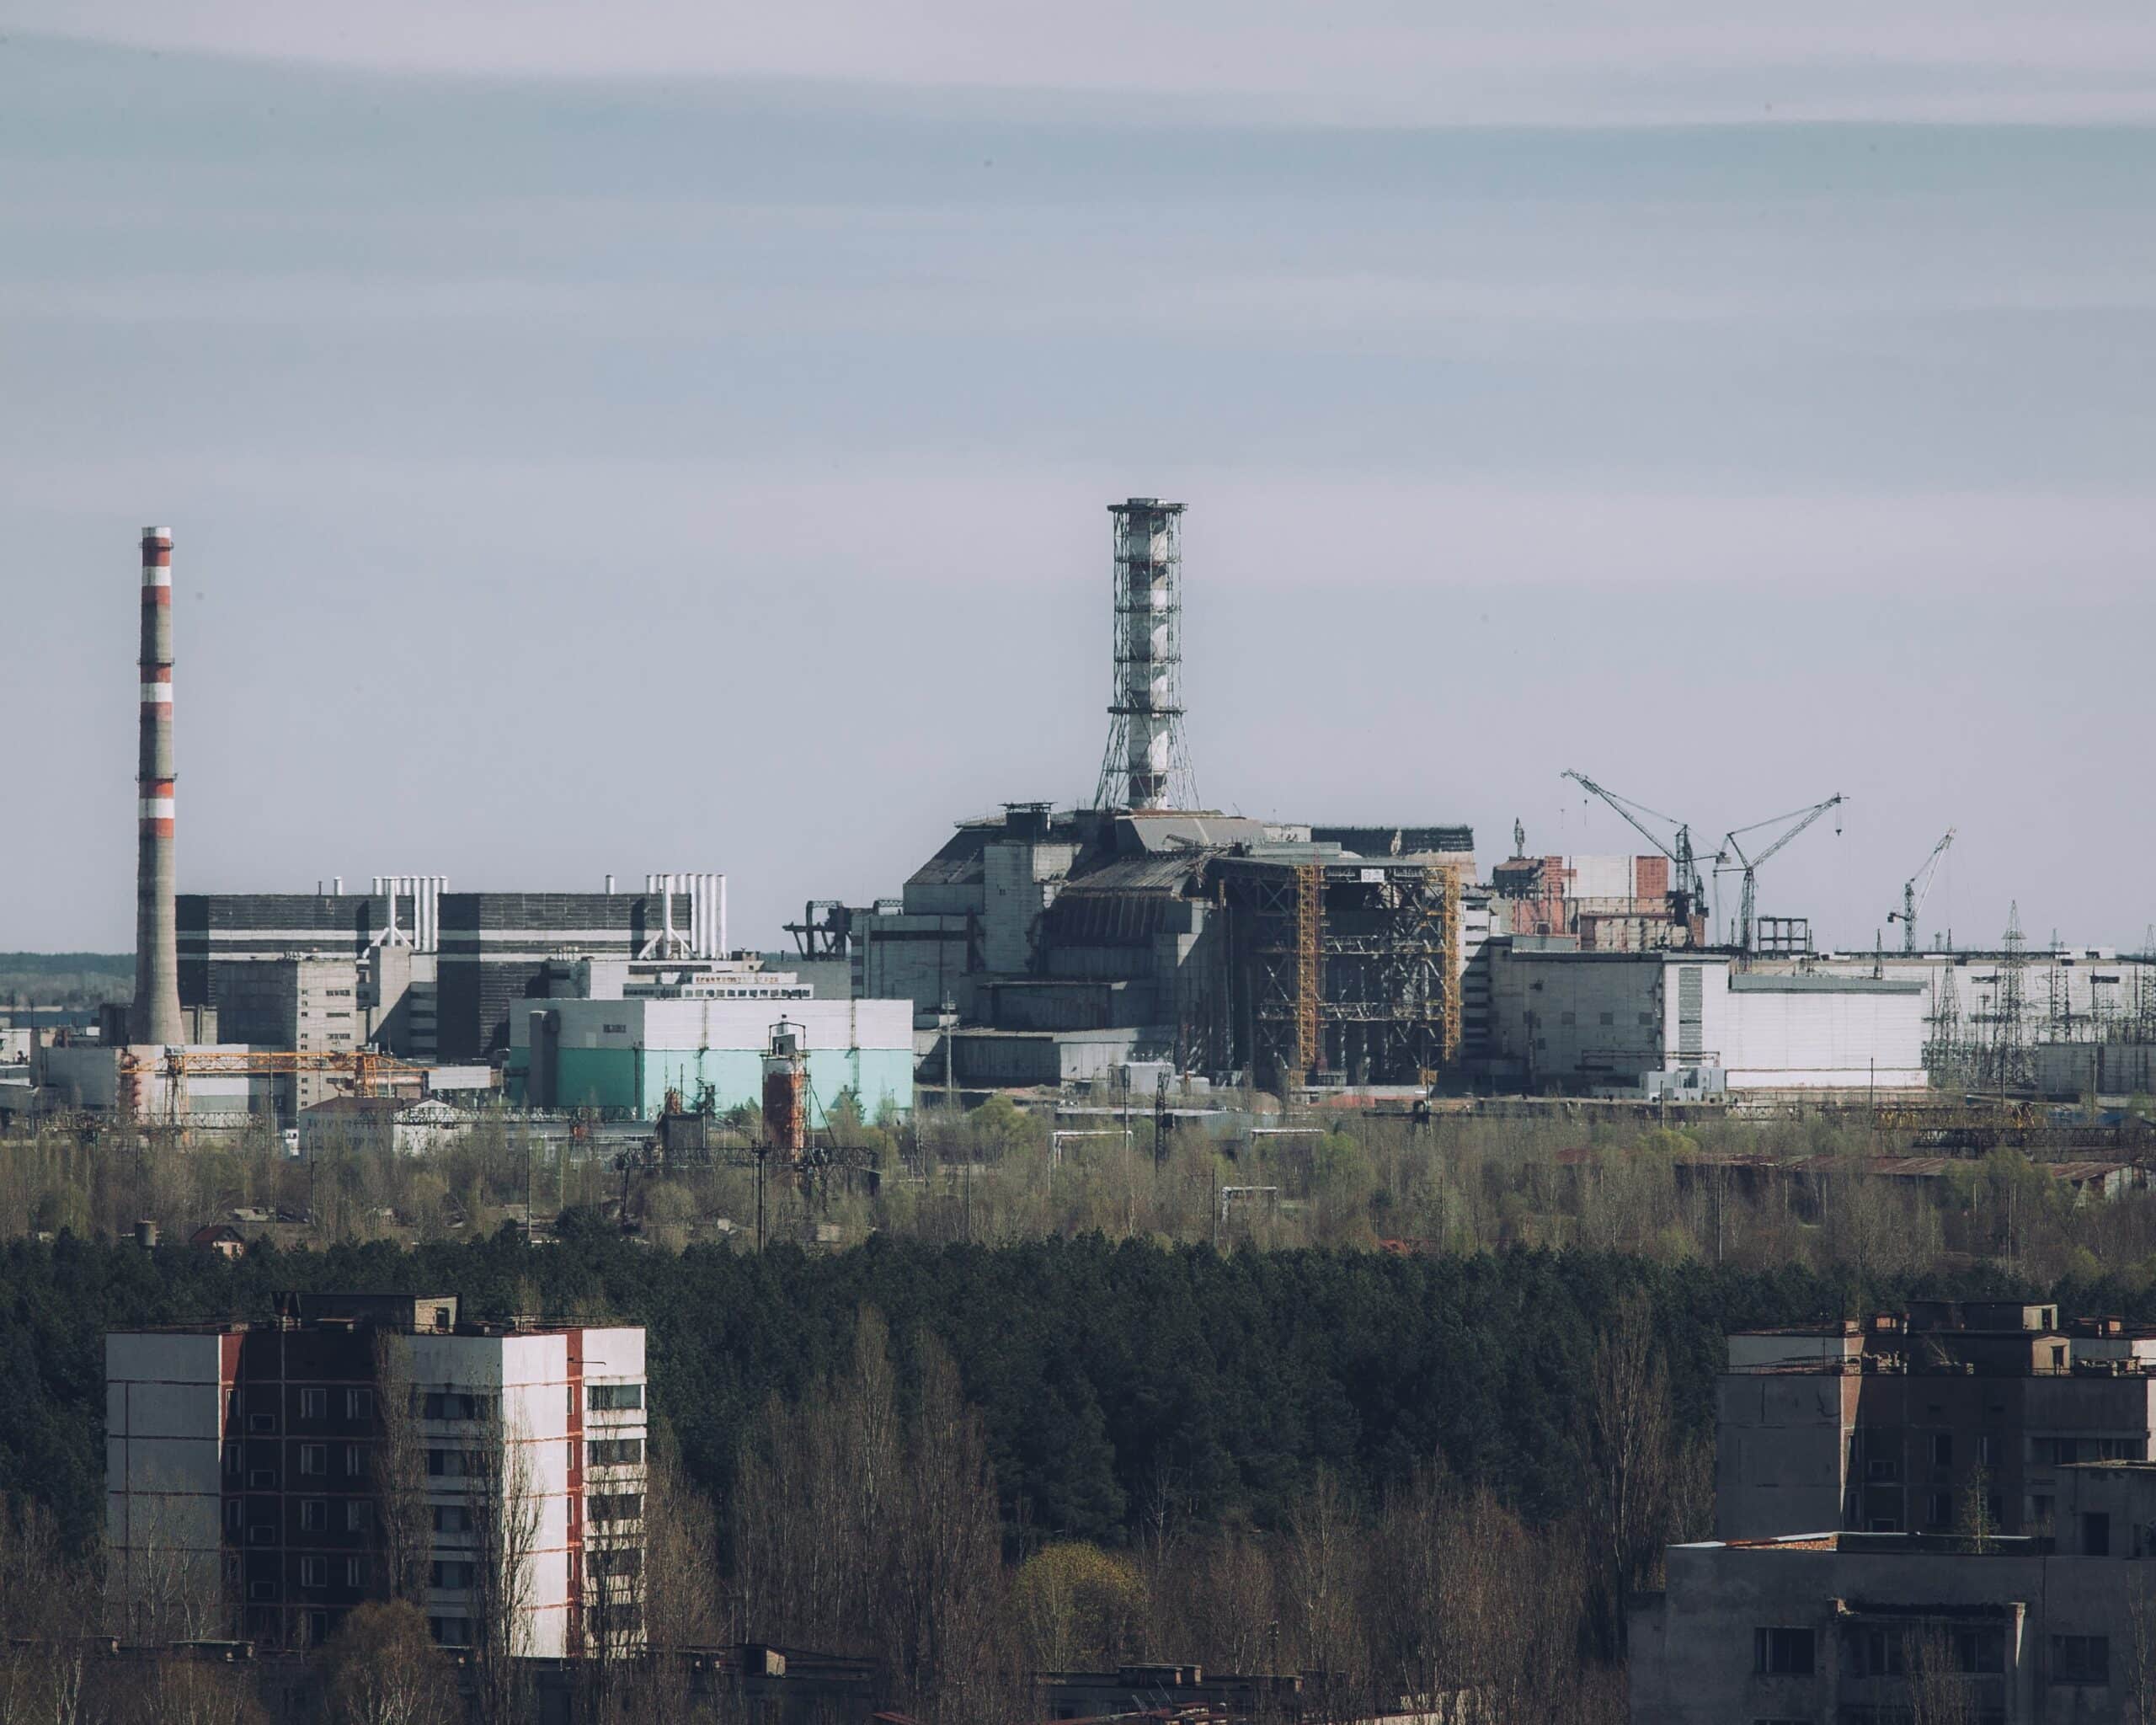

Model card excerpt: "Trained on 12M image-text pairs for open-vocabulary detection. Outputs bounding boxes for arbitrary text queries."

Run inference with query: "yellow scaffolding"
[1294,862,1322,1079]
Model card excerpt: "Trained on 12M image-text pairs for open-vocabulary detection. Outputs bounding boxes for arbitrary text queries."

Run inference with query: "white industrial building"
[105,1295,644,1657]
[1480,940,1929,1095]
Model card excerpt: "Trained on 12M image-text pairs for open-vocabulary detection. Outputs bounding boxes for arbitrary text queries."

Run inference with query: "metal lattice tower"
[1094,498,1197,812]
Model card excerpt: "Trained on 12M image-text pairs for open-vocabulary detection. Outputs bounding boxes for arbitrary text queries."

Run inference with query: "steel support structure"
[1214,858,1461,1087]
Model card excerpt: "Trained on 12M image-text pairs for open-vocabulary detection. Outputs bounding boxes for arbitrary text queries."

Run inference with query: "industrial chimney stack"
[1094,498,1196,812]
[130,526,183,1045]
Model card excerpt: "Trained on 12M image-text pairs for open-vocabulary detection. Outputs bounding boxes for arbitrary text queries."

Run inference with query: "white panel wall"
[1709,981,1929,1088]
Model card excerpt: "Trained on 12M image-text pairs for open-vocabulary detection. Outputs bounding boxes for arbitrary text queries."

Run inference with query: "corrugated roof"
[905,824,995,889]
[1055,854,1211,896]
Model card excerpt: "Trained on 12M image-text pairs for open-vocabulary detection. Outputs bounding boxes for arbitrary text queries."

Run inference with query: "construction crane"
[1888,828,1956,954]
[118,1046,425,1125]
[1559,770,1716,929]
[1719,794,1845,953]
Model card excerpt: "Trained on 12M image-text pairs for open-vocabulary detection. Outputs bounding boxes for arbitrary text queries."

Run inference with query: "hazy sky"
[3,8,2153,955]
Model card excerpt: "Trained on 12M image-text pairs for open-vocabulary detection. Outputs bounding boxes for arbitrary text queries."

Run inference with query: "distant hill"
[0,953,132,1009]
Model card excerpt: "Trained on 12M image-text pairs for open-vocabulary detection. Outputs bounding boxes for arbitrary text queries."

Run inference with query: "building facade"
[1717,1304,2156,1543]
[1478,941,1929,1095]
[105,1295,646,1658]
[506,994,913,1124]
[1633,1480,2156,1725]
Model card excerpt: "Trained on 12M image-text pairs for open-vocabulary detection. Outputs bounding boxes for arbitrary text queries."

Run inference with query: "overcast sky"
[3,7,2152,955]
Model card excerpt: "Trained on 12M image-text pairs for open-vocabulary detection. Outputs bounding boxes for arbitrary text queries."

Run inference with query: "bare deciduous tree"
[1584,1290,1676,1657]
[320,1599,458,1725]
[467,1397,542,1725]
[1904,1625,1977,1725]
[370,1336,430,1609]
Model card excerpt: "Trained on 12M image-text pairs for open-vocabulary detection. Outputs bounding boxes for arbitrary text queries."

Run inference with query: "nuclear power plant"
[8,501,2156,1135]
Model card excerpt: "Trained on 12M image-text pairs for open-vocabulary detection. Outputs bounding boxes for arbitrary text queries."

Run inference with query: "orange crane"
[118,1047,424,1124]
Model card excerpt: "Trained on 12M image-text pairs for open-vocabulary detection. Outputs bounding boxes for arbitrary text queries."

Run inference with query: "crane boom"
[1559,769,1710,928]
[1720,793,1845,953]
[1888,827,1956,953]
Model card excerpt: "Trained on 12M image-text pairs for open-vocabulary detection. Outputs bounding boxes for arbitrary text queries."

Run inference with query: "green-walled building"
[505,994,915,1124]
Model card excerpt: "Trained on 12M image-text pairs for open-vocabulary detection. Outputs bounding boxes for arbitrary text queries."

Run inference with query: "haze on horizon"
[3,5,2153,957]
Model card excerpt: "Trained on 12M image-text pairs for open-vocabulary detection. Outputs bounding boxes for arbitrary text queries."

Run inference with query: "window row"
[1753,1626,2111,1685]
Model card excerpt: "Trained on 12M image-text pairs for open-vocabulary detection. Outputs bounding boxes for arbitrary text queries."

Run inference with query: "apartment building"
[1717,1301,2156,1540]
[104,1294,646,1657]
[1631,1462,2156,1724]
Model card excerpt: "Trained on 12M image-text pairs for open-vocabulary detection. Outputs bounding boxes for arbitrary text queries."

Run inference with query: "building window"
[421,1391,488,1422]
[306,1610,329,1646]
[431,1503,473,1535]
[1957,1628,2005,1674]
[345,1444,366,1478]
[300,1388,327,1422]
[1930,1434,1953,1468]
[346,1501,371,1533]
[2085,1512,2112,1557]
[1926,1493,1952,1528]
[224,1445,243,1477]
[588,1494,643,1524]
[248,1525,275,1547]
[1753,1627,1815,1675]
[300,1500,328,1533]
[248,1468,278,1490]
[425,1449,471,1479]
[588,1439,643,1469]
[1860,1630,1904,1677]
[1559,1011,1576,1027]
[590,1546,643,1578]
[588,1383,644,1413]
[300,1556,327,1589]
[222,1553,243,1587]
[224,1499,243,1532]
[299,1445,327,1476]
[430,1560,475,1590]
[345,1557,367,1589]
[2052,1635,2110,1685]
[429,1616,473,1648]
[248,1581,277,1603]
[1977,1433,1999,1466]
[346,1388,373,1422]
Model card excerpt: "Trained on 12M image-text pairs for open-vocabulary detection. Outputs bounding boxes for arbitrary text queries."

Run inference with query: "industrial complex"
[6,505,2155,1140]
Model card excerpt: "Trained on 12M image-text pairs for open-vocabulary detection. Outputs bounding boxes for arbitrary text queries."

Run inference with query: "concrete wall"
[2036,1041,2156,1099]
[982,839,1075,975]
[106,1332,227,1620]
[1633,1540,2144,1725]
[1715,1371,1856,1540]
[856,911,972,1018]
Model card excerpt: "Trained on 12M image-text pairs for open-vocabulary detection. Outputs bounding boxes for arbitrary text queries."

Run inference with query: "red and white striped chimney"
[130,526,183,1045]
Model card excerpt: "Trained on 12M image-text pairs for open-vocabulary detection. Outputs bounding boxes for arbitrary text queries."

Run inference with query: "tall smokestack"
[1094,498,1195,812]
[131,526,183,1045]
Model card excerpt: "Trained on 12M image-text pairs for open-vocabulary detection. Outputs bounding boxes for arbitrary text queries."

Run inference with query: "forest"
[2,1219,2152,1720]
[8,1092,2156,1717]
